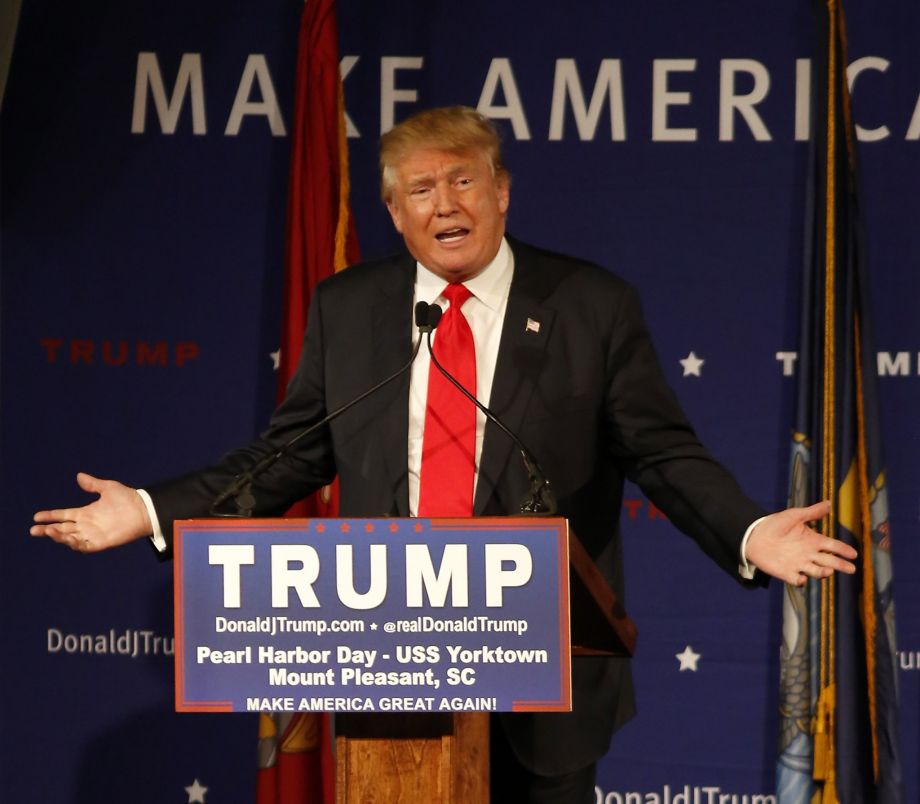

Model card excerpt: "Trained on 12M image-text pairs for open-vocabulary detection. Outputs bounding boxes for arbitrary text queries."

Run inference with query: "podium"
[335,712,488,803]
[332,529,636,803]
[173,517,636,803]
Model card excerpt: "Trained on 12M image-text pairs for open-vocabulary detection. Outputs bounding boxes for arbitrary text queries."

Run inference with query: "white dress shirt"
[407,238,514,516]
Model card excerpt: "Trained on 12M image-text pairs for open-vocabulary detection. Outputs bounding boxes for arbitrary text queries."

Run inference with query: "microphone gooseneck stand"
[419,302,558,516]
[210,299,558,519]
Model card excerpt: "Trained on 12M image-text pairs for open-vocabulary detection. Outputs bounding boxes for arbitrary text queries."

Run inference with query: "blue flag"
[775,2,904,803]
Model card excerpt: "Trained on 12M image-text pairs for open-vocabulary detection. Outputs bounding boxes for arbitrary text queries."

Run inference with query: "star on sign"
[675,645,701,672]
[185,779,209,803]
[270,349,281,371]
[679,351,704,377]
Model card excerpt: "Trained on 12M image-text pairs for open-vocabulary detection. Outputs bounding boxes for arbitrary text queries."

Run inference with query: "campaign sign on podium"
[174,518,571,714]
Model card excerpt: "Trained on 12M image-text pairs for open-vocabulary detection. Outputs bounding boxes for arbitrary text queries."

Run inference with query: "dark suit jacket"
[149,237,766,775]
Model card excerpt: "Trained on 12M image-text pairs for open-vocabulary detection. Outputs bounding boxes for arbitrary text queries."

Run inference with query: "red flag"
[256,1,359,802]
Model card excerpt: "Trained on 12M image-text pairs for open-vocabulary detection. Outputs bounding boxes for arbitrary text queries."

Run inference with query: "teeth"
[437,229,467,241]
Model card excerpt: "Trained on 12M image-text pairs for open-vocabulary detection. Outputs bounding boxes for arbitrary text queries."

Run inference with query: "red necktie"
[417,284,476,517]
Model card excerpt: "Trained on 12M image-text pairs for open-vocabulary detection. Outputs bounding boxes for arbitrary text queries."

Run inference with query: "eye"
[456,177,473,188]
[410,186,430,198]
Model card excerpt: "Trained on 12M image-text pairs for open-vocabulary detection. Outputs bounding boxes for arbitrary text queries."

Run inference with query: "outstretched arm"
[744,500,857,586]
[31,472,152,553]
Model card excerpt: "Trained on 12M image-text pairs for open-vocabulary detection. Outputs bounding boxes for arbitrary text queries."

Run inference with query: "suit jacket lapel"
[370,255,416,516]
[474,240,556,515]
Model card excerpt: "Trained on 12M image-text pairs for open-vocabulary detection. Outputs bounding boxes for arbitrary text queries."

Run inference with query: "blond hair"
[379,106,509,200]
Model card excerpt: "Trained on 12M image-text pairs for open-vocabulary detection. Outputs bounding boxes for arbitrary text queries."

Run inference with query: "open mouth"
[435,227,469,243]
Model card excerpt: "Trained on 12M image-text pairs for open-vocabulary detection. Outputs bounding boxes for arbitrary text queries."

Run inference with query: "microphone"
[210,302,436,517]
[417,300,441,333]
[420,303,558,516]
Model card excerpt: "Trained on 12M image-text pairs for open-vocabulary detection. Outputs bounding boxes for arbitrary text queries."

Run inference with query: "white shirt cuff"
[137,488,167,552]
[738,515,768,579]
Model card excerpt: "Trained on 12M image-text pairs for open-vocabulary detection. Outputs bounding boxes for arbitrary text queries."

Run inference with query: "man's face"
[385,148,510,283]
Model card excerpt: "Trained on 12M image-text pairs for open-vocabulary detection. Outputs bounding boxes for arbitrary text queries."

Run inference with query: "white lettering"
[405,544,469,607]
[380,56,423,134]
[720,59,772,141]
[776,351,799,376]
[906,92,920,140]
[652,59,697,142]
[549,59,626,142]
[477,58,531,140]
[484,544,532,607]
[336,544,387,609]
[271,545,321,607]
[209,544,255,608]
[847,56,891,142]
[225,54,286,136]
[795,59,811,141]
[131,52,206,135]
[877,351,910,377]
[340,55,360,138]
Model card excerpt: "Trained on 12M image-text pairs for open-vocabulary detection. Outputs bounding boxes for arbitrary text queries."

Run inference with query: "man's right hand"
[31,472,153,553]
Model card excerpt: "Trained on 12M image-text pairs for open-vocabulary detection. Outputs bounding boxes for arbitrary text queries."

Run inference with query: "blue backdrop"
[2,2,917,802]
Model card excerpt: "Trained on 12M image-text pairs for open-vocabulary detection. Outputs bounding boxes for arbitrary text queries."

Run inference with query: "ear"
[496,176,510,215]
[385,199,404,234]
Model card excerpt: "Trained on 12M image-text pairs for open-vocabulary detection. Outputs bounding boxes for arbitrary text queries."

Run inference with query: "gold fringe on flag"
[334,77,351,274]
[854,316,880,779]
[814,0,838,795]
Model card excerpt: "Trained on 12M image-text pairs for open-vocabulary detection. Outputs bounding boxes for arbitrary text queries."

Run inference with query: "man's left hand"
[745,500,858,586]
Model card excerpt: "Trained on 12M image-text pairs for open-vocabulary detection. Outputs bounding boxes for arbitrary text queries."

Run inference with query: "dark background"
[2,1,917,801]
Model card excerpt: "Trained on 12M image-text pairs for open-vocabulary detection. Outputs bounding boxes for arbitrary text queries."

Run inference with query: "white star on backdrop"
[675,645,701,671]
[679,351,705,377]
[185,778,209,803]
[270,349,281,371]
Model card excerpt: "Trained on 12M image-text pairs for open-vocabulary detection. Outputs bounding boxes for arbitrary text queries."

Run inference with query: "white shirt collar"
[415,237,513,309]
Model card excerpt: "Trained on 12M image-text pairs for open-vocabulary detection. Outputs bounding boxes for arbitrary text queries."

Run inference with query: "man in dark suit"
[33,106,856,803]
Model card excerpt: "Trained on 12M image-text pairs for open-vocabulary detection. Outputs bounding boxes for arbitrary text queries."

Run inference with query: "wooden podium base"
[335,712,489,803]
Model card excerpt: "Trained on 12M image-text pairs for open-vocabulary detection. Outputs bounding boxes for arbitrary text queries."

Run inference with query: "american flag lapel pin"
[525,317,541,334]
